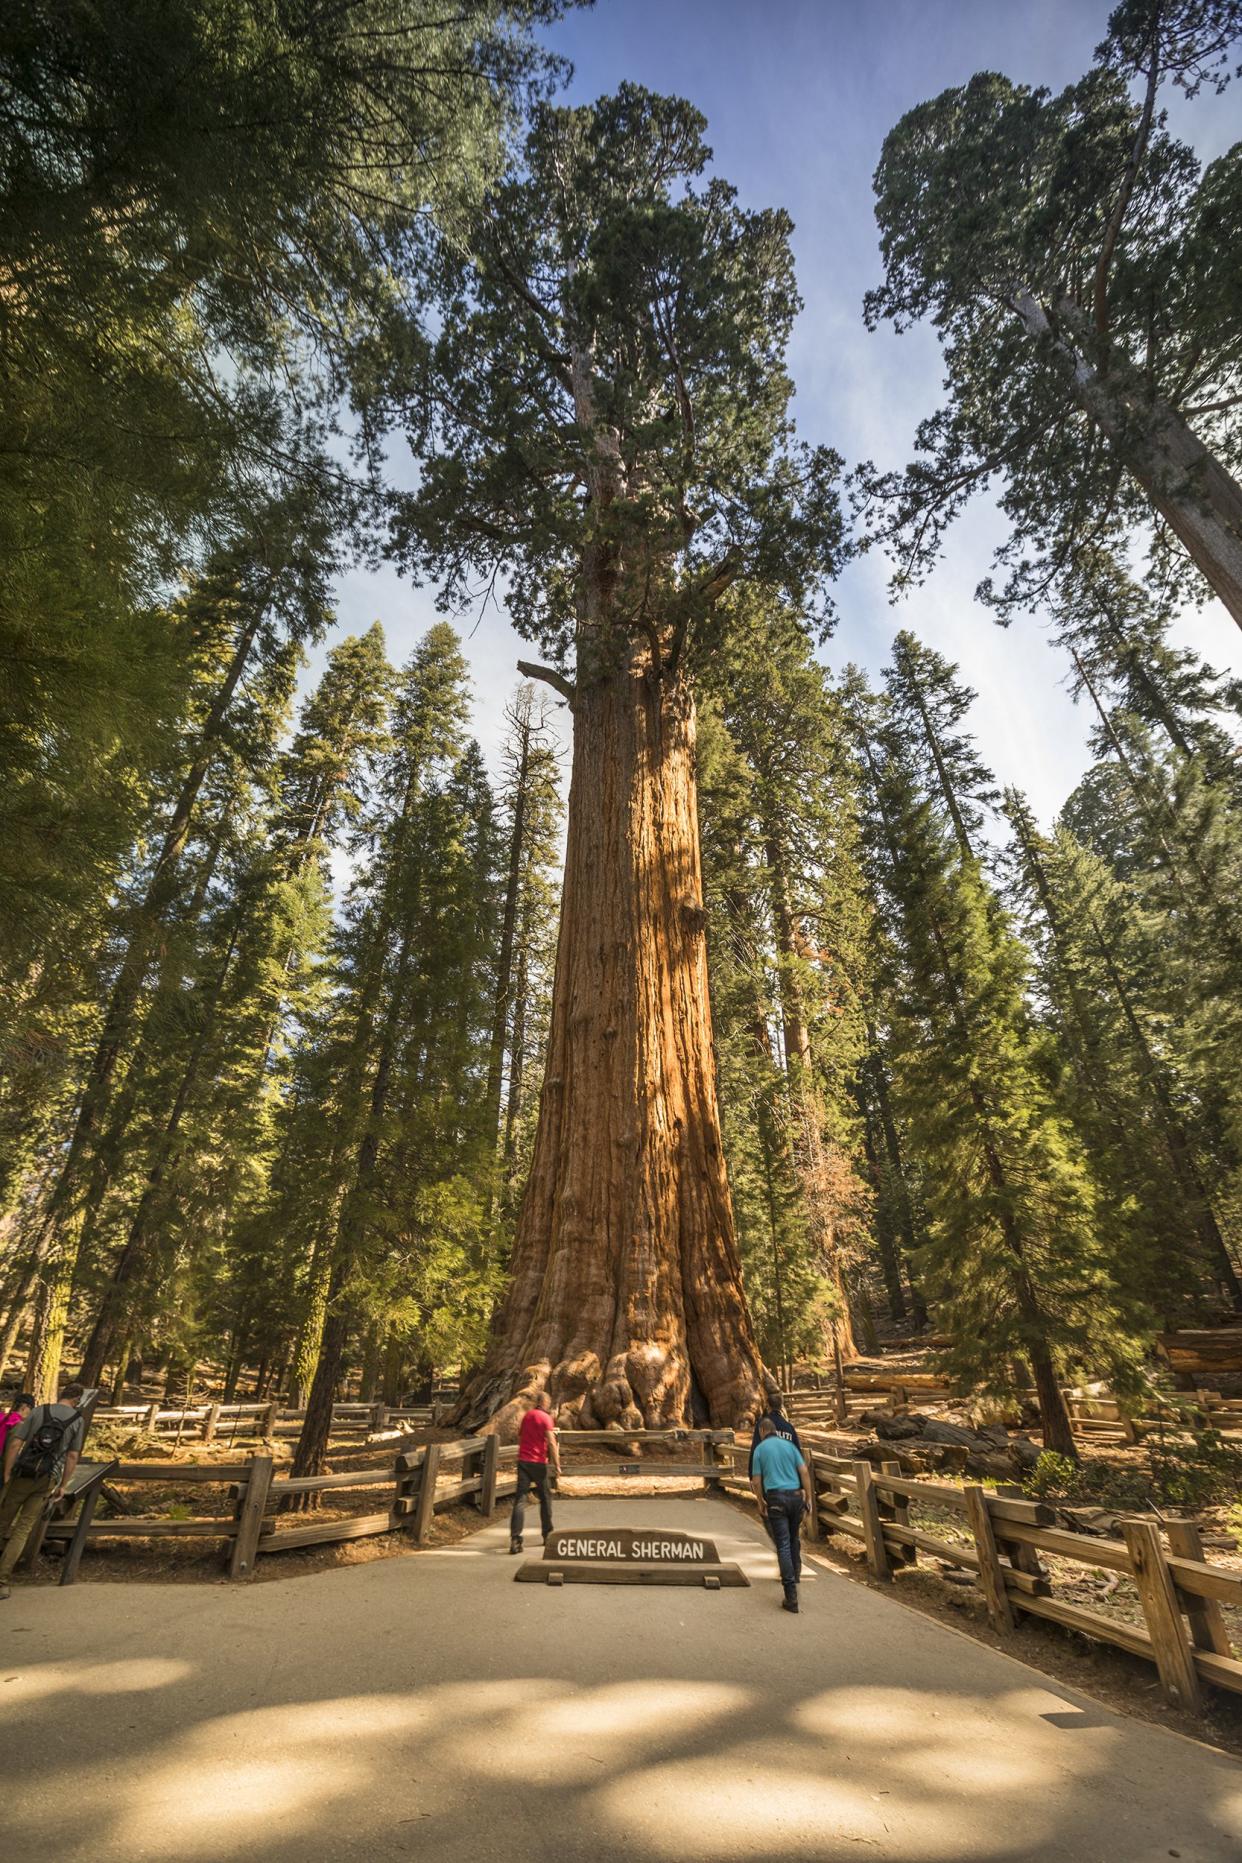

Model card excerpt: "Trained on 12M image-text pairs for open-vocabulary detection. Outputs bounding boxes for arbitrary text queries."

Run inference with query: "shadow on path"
[2,1495,1239,1862]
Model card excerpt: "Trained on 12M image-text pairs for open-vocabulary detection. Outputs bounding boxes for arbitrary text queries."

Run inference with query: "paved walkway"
[1,1494,1239,1862]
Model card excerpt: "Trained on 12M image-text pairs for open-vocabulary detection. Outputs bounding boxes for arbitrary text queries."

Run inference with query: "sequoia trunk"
[457,648,765,1437]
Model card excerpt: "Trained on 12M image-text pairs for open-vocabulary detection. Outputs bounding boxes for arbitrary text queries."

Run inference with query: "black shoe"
[782,1593,799,1613]
[509,1540,523,1554]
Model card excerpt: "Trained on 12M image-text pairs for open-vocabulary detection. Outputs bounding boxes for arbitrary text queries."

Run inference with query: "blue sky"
[330,0,1240,825]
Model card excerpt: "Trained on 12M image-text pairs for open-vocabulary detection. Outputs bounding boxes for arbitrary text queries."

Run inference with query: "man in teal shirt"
[749,1417,814,1613]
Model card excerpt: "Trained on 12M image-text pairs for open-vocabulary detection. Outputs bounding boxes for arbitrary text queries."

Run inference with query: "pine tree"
[850,658,1147,1453]
[286,624,489,1485]
[0,500,339,1383]
[67,626,395,1394]
[864,2,1242,625]
[700,597,872,1367]
[1003,790,1242,1313]
[485,686,564,1221]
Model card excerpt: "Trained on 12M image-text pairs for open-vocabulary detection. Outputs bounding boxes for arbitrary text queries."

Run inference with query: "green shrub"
[1024,1432,1242,1512]
[1147,1431,1242,1509]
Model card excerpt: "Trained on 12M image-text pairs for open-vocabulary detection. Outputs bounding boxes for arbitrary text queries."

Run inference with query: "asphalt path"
[2,1493,1239,1862]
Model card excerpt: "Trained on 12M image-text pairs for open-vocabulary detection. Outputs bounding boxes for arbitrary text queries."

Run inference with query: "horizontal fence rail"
[89,1399,443,1442]
[39,1436,519,1580]
[784,1380,1242,1444]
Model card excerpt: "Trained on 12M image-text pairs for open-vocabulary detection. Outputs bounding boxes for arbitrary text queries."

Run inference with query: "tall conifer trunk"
[1014,294,1242,628]
[764,827,858,1363]
[458,644,765,1437]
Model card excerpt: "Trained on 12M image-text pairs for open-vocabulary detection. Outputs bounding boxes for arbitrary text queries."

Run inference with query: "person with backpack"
[0,1392,34,1459]
[746,1384,802,1477]
[750,1416,815,1614]
[0,1381,86,1598]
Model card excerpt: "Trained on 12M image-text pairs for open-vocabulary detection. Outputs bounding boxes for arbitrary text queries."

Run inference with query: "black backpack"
[15,1405,78,1480]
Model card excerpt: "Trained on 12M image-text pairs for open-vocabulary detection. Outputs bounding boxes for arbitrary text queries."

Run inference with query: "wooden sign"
[543,1526,720,1564]
[517,1521,748,1588]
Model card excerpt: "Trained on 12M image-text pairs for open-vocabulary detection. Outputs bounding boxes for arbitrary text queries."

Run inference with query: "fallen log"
[1157,1329,1242,1375]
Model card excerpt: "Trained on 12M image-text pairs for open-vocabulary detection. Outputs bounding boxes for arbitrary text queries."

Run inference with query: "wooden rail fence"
[28,1425,1242,1715]
[785,1381,1242,1443]
[710,1442,1242,1714]
[89,1399,441,1442]
[39,1436,518,1579]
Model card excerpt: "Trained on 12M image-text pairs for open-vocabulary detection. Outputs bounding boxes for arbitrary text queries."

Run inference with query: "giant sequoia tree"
[864,0,1242,625]
[380,88,844,1433]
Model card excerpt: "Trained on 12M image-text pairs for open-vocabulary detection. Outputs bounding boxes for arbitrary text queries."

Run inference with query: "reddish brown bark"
[457,644,765,1437]
[764,828,859,1365]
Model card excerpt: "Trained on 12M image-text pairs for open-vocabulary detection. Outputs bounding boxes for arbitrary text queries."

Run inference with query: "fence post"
[201,1402,221,1445]
[876,1460,911,1568]
[263,1399,280,1440]
[1164,1520,1233,1658]
[964,1486,1015,1634]
[229,1454,274,1581]
[1122,1519,1201,1713]
[477,1435,499,1515]
[855,1460,891,1581]
[59,1476,106,1587]
[410,1442,442,1544]
[144,1401,160,1435]
[992,1486,1047,1585]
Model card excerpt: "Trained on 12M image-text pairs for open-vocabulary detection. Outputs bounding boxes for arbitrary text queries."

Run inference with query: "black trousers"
[510,1459,553,1543]
[764,1488,804,1594]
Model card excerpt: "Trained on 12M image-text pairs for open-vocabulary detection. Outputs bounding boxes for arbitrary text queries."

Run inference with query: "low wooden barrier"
[557,1428,734,1483]
[89,1399,438,1443]
[40,1436,518,1580]
[718,1443,1242,1714]
[785,1381,1242,1443]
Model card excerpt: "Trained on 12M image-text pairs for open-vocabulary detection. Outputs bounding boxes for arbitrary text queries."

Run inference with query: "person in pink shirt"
[509,1389,560,1554]
[0,1394,34,1459]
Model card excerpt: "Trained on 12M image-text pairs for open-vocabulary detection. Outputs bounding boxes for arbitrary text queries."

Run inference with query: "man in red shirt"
[509,1389,560,1553]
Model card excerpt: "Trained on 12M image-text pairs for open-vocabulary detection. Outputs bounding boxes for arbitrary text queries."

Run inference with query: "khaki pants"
[0,1473,52,1576]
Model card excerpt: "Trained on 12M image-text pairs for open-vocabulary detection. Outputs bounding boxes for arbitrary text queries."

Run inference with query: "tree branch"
[517,659,576,705]
[1094,24,1161,340]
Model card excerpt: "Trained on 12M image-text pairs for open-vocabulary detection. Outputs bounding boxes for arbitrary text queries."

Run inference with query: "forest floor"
[3,1493,1240,1863]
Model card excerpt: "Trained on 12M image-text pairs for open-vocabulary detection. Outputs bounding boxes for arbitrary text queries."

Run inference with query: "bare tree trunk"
[381,1329,404,1407]
[109,1339,132,1405]
[359,1323,383,1402]
[291,1241,332,1410]
[858,1089,907,1322]
[457,648,765,1437]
